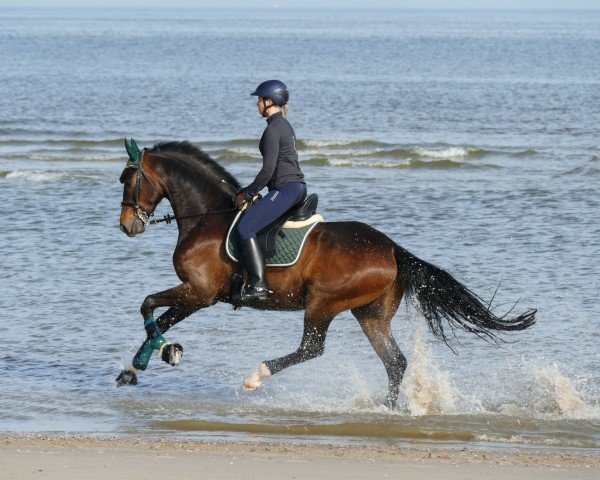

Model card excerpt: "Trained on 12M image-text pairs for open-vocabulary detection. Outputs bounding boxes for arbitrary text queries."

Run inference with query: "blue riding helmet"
[250,80,289,106]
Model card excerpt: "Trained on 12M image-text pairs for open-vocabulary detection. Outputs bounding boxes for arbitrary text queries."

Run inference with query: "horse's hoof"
[161,343,183,367]
[242,363,271,392]
[242,378,261,392]
[384,396,398,409]
[116,369,138,387]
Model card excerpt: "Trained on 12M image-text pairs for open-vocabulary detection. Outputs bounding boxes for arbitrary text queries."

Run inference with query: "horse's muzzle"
[120,223,134,237]
[120,219,145,237]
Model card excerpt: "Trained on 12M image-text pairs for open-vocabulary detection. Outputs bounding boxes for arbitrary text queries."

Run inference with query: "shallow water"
[0,8,598,449]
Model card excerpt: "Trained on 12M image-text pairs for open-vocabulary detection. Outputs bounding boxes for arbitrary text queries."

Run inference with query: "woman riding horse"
[117,90,535,404]
[234,80,307,301]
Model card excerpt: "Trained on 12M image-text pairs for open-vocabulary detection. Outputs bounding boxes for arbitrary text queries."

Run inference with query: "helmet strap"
[260,98,276,117]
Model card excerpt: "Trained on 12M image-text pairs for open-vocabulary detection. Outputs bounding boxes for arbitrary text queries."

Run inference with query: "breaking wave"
[1,169,100,182]
[2,170,69,181]
[325,158,474,169]
[0,136,514,169]
[299,139,369,148]
[415,146,474,159]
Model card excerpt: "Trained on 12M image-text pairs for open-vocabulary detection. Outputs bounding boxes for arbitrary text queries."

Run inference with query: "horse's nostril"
[120,224,127,233]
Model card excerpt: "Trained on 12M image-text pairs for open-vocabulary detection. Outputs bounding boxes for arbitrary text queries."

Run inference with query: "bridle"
[120,150,160,225]
[119,148,238,227]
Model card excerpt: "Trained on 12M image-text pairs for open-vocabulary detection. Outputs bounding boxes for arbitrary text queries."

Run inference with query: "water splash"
[404,330,455,416]
[531,363,598,418]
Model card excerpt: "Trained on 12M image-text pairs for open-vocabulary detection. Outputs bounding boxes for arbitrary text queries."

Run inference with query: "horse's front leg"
[116,283,202,386]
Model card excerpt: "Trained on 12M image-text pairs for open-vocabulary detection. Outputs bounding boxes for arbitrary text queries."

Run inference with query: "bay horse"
[117,141,536,406]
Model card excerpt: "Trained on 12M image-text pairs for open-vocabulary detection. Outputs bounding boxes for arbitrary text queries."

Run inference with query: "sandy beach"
[0,434,598,480]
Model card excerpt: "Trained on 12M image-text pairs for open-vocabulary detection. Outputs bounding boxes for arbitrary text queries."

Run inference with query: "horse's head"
[119,138,163,237]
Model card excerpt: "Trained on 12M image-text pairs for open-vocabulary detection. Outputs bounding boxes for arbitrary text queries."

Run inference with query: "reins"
[151,182,256,225]
[149,207,238,225]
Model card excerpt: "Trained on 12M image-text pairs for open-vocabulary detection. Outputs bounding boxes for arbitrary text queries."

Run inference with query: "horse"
[117,140,536,407]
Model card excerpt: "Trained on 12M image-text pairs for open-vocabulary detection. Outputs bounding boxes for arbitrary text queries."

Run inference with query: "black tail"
[395,245,536,348]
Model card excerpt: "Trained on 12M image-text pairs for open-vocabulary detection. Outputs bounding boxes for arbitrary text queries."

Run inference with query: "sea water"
[0,8,598,449]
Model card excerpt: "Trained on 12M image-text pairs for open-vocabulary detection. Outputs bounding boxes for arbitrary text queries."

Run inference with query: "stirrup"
[240,284,270,301]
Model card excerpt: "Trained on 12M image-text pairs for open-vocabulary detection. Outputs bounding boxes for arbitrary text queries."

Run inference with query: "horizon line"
[2,5,600,10]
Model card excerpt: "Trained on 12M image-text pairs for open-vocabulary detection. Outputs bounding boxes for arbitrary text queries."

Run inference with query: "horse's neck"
[159,164,233,242]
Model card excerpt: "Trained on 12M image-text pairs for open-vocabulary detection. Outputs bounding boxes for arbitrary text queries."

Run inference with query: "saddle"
[257,193,319,259]
[225,193,322,267]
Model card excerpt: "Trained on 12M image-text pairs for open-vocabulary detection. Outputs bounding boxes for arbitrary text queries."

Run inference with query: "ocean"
[0,8,598,449]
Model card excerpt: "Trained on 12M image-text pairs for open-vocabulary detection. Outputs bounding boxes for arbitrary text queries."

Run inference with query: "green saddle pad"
[226,211,322,267]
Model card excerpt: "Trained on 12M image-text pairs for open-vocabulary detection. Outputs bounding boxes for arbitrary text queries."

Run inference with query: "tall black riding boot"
[240,237,269,301]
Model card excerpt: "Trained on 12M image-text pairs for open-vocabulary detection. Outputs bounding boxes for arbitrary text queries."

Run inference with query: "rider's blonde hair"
[281,104,289,117]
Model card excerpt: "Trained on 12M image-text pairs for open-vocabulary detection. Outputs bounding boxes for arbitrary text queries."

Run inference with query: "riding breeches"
[237,182,307,241]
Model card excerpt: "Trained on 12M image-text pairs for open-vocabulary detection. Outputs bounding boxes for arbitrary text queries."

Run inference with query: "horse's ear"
[124,137,141,166]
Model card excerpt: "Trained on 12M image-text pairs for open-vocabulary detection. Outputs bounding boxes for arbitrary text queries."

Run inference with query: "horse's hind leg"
[351,290,406,408]
[242,303,335,391]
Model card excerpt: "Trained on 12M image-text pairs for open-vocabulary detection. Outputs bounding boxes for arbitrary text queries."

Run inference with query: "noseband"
[120,150,159,225]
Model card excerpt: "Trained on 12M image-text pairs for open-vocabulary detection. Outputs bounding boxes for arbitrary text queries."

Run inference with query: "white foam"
[327,158,410,168]
[5,170,67,181]
[416,146,471,158]
[224,147,262,158]
[302,147,385,157]
[302,139,358,148]
[29,154,122,162]
[476,433,565,447]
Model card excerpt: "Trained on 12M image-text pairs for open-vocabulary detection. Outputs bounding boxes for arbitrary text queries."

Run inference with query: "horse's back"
[300,221,399,309]
[308,220,397,252]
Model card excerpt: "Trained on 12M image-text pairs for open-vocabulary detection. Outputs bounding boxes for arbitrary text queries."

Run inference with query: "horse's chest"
[172,243,228,285]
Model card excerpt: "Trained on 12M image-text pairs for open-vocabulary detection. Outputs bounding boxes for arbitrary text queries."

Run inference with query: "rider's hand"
[234,192,247,209]
[233,188,261,210]
[233,188,252,209]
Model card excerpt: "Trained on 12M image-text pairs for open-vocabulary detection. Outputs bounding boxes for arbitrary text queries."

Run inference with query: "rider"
[234,80,307,301]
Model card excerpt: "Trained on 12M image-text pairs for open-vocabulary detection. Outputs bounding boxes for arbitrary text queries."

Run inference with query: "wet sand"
[1,434,598,480]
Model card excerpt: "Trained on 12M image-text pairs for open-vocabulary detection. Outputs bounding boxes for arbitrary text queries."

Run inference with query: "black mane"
[148,141,241,190]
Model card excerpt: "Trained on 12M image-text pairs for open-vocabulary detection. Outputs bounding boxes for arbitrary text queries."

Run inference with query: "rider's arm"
[246,126,279,195]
